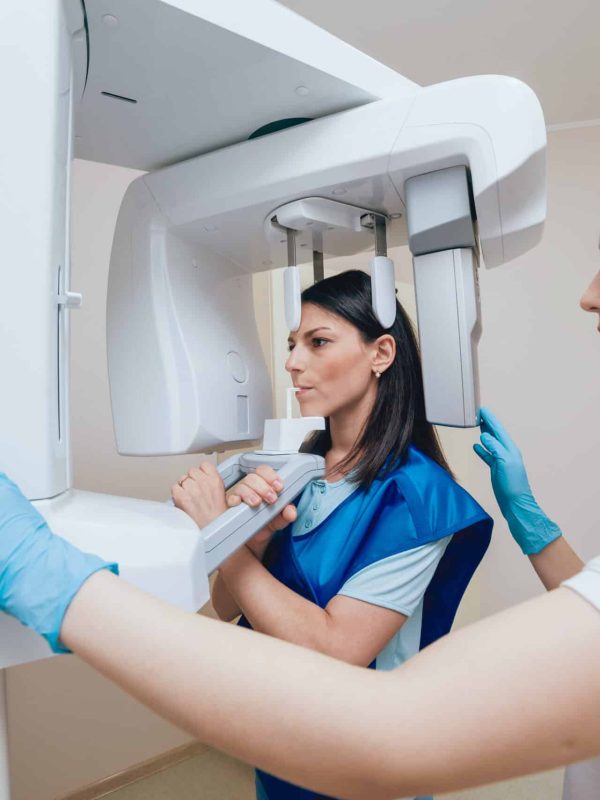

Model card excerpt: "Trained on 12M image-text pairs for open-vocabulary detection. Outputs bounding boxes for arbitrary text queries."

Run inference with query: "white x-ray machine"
[0,1,546,795]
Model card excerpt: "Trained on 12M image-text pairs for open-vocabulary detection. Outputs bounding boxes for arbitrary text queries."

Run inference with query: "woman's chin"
[298,397,326,418]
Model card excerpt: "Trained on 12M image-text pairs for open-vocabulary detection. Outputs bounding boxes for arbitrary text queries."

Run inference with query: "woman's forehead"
[297,303,345,331]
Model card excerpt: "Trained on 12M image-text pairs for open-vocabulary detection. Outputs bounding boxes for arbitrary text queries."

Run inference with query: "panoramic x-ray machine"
[0,0,546,794]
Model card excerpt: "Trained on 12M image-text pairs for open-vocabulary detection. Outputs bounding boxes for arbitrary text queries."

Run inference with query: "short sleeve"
[337,535,453,616]
[562,556,600,612]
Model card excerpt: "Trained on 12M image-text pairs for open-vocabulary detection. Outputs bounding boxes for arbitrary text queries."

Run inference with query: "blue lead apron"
[239,447,493,800]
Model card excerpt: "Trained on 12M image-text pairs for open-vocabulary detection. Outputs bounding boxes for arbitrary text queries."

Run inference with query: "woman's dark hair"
[300,269,451,487]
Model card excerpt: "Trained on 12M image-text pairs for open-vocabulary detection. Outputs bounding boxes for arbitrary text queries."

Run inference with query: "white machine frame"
[0,2,547,797]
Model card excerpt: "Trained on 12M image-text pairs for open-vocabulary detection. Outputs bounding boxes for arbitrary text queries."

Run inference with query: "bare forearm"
[60,571,380,799]
[211,572,241,622]
[219,546,331,652]
[529,536,585,591]
[61,572,600,800]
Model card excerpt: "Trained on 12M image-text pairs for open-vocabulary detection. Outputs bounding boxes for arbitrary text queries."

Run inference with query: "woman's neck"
[326,385,376,478]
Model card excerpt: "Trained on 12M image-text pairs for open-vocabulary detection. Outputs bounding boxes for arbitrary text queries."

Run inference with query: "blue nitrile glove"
[0,473,118,652]
[473,408,562,555]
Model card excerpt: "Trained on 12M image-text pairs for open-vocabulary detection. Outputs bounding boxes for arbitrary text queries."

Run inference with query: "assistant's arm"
[529,536,584,590]
[61,570,600,800]
[474,407,584,589]
[2,472,600,799]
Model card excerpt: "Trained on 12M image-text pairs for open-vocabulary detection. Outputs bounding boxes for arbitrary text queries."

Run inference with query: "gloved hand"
[473,408,562,555]
[0,473,118,652]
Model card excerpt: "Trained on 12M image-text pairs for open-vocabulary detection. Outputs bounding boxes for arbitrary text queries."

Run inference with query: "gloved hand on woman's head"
[0,473,117,652]
[474,407,562,555]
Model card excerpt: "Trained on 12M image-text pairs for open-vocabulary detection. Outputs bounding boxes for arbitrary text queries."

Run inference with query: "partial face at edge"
[580,270,600,332]
[285,303,382,419]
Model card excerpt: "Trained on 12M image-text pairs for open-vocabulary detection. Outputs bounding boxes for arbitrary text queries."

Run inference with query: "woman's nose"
[285,348,302,373]
[580,271,600,312]
[285,345,305,372]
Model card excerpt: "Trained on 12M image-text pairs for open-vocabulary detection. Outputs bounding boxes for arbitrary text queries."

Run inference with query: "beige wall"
[474,125,600,614]
[6,124,600,800]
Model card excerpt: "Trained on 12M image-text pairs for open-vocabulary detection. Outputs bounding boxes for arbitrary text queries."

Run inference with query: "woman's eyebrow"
[287,326,333,344]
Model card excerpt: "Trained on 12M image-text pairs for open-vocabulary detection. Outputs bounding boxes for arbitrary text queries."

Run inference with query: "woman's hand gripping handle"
[226,464,297,559]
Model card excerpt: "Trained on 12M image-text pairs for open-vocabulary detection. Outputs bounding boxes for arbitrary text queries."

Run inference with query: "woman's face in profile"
[285,302,376,419]
[580,269,600,332]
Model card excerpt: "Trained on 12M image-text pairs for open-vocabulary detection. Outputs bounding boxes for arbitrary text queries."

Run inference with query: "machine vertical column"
[0,1,81,499]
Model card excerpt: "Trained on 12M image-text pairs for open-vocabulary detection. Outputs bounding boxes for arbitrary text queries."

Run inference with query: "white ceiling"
[277,0,600,127]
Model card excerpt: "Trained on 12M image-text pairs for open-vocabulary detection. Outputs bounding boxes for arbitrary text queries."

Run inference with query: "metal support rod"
[286,228,296,267]
[360,213,388,256]
[312,250,324,282]
[311,230,324,282]
[374,215,387,257]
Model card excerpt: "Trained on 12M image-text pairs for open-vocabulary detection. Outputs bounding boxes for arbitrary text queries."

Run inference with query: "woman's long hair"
[300,269,451,487]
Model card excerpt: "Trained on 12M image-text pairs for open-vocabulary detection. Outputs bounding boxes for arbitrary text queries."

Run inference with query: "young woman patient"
[172,269,493,800]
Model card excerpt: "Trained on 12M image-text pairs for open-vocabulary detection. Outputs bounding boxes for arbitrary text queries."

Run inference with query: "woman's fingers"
[173,461,223,493]
[171,484,185,508]
[171,461,228,518]
[255,464,283,492]
[228,468,283,507]
[187,466,205,486]
[199,461,225,485]
[245,472,279,502]
[268,504,297,531]
[230,481,263,508]
[281,503,297,523]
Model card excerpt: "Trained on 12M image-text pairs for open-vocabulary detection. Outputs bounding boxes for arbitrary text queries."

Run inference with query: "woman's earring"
[374,369,381,378]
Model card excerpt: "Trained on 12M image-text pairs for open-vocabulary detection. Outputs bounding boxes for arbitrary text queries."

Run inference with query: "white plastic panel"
[265,196,386,257]
[388,76,546,268]
[413,248,482,427]
[0,490,208,669]
[0,1,84,499]
[107,179,272,455]
[370,256,397,328]
[125,75,544,279]
[139,95,415,273]
[75,0,417,171]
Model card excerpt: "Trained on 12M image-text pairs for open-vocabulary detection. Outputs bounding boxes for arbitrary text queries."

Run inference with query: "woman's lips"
[295,387,313,397]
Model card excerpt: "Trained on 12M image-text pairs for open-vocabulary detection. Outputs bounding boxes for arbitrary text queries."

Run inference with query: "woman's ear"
[371,334,396,376]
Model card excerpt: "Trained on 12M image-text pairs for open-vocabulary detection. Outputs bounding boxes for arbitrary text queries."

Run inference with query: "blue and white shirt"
[293,475,452,670]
